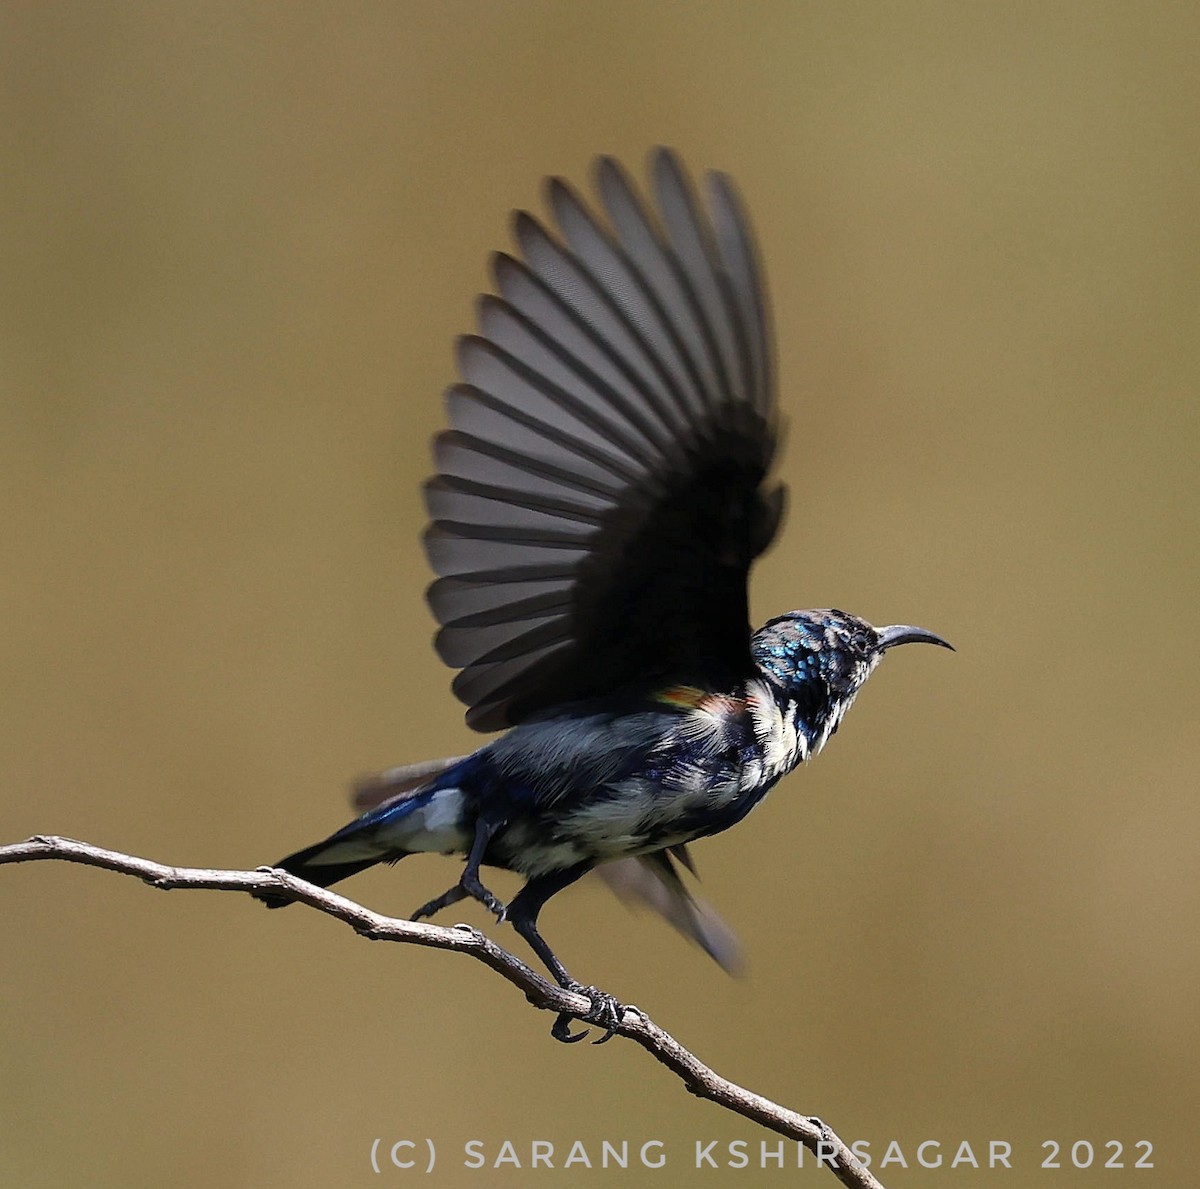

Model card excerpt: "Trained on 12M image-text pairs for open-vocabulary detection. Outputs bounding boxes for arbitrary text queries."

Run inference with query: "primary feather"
[424,148,783,732]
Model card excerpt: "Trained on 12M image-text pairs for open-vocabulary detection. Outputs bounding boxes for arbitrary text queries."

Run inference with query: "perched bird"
[255,148,952,1041]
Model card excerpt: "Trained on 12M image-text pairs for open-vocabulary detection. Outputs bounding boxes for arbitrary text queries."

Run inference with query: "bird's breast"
[744,678,810,778]
[488,693,790,875]
[496,767,749,876]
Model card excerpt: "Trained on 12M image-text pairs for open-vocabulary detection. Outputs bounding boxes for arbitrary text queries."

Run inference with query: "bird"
[254,147,953,1042]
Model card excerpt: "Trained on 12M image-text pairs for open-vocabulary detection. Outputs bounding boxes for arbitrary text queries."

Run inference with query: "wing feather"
[425,148,782,730]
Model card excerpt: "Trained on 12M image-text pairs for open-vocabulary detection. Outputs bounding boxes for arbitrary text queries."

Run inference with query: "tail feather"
[255,754,471,908]
[352,754,469,812]
[253,838,405,908]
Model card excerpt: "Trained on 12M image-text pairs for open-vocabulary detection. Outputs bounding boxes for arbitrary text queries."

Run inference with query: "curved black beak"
[876,624,955,652]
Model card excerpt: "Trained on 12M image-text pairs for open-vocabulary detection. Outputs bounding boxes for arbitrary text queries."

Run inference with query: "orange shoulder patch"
[653,684,709,709]
[653,685,744,717]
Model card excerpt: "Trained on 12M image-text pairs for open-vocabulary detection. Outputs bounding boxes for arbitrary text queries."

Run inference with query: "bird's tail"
[253,837,403,908]
[253,753,471,908]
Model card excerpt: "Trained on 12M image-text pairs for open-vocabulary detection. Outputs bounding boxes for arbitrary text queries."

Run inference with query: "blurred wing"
[350,756,468,812]
[596,849,744,975]
[425,147,784,731]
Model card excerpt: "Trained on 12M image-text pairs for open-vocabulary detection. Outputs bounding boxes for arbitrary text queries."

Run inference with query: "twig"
[2,834,885,1189]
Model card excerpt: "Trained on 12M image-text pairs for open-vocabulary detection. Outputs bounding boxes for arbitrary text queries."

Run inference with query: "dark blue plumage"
[255,150,952,1040]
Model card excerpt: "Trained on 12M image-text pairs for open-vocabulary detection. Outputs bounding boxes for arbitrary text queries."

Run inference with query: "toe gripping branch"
[413,881,627,1044]
[552,984,627,1045]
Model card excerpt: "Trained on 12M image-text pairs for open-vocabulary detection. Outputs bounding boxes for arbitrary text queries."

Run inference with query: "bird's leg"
[411,815,506,923]
[507,865,626,1044]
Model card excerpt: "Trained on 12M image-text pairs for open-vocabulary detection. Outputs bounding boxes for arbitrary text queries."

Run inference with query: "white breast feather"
[746,678,808,779]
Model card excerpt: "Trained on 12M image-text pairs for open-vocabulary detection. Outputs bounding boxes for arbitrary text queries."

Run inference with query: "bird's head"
[751,609,953,753]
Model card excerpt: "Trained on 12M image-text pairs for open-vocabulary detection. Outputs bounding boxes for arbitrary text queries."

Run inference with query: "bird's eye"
[851,631,870,652]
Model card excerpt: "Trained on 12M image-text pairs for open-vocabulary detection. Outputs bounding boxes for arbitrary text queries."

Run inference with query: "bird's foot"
[410,886,464,922]
[472,884,507,923]
[411,879,507,925]
[551,983,626,1045]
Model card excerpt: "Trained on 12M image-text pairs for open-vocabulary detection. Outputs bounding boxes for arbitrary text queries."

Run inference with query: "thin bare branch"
[2,834,885,1189]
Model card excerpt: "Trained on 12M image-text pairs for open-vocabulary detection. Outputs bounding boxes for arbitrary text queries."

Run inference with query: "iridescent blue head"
[751,609,953,749]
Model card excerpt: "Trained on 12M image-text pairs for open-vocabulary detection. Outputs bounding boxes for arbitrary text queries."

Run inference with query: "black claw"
[550,983,625,1045]
[461,875,507,922]
[587,988,623,1044]
[552,1013,591,1043]
[411,878,506,924]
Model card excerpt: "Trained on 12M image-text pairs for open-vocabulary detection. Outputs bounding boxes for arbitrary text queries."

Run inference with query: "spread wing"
[425,147,784,731]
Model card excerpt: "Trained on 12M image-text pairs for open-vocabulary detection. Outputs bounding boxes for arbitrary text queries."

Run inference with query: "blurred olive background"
[3,3,1197,1187]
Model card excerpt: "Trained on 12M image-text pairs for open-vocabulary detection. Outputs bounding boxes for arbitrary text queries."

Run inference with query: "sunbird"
[255,149,952,1041]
